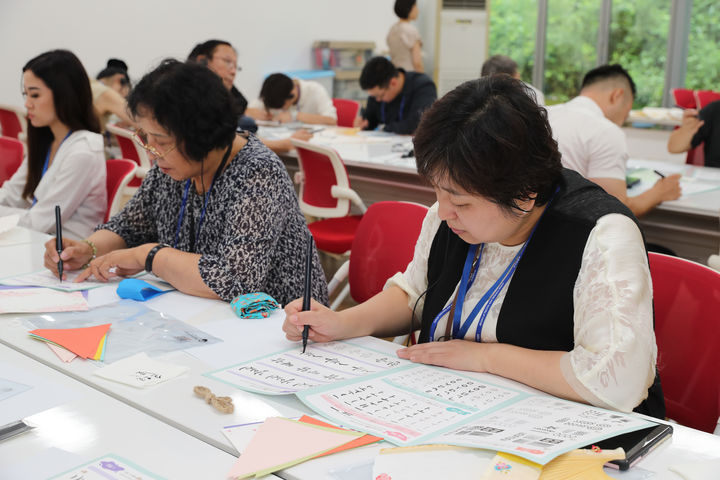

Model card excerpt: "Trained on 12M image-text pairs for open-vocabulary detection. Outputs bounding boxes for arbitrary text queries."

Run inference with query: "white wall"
[0,0,399,107]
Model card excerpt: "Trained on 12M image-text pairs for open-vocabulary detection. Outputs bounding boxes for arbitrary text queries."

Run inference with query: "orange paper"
[299,415,383,457]
[30,324,111,359]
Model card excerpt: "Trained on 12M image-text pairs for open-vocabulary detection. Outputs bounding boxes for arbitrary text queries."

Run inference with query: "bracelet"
[145,243,170,274]
[81,239,97,269]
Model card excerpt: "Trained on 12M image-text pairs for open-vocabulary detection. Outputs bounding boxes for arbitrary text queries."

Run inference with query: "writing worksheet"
[298,364,653,465]
[49,454,162,480]
[0,269,119,292]
[0,288,88,313]
[205,341,409,395]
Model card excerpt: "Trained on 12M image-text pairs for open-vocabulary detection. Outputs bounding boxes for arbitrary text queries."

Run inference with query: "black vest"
[420,169,665,419]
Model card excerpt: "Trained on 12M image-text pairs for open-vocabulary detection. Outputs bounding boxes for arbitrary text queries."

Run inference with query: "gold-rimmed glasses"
[132,128,177,159]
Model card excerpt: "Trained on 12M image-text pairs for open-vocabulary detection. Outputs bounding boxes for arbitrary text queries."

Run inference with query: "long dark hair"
[22,50,100,200]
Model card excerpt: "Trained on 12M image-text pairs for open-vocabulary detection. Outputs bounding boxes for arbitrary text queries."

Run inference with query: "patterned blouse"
[101,134,328,305]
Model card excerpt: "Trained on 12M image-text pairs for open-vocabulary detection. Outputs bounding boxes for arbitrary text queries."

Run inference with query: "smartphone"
[584,423,673,470]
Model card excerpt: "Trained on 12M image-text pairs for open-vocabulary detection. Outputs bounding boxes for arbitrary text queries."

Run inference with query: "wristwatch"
[145,243,170,274]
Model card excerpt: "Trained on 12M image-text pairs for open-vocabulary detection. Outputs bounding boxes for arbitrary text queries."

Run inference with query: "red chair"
[649,252,720,433]
[671,88,697,109]
[0,104,27,140]
[106,124,151,194]
[291,139,367,255]
[695,90,720,110]
[105,159,137,222]
[327,201,428,310]
[332,98,361,128]
[0,136,24,186]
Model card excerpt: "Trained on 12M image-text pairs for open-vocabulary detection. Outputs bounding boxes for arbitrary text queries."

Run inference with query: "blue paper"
[117,278,169,302]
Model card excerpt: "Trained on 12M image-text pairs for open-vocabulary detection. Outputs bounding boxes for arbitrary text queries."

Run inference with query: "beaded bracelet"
[81,239,97,269]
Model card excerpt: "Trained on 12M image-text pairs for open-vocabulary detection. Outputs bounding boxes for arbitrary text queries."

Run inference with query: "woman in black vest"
[283,75,664,418]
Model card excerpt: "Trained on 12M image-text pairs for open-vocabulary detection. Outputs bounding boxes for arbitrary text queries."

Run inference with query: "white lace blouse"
[386,203,657,412]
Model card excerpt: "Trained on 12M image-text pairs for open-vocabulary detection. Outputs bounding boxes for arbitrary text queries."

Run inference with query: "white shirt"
[0,130,106,239]
[385,203,657,413]
[249,78,337,120]
[547,96,628,180]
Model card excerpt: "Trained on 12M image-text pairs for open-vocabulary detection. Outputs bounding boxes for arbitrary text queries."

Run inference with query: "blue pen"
[55,205,63,282]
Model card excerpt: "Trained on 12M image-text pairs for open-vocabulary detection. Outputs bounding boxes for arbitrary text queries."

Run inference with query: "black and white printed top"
[101,134,328,305]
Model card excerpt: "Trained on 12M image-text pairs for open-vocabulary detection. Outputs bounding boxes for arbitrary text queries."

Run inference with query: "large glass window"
[609,0,671,108]
[488,0,538,83]
[685,0,720,91]
[544,0,600,104]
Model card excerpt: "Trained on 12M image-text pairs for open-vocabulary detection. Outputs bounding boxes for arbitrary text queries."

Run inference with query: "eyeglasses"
[132,129,177,160]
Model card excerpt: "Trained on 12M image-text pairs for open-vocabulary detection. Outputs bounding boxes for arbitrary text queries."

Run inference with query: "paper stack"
[29,324,111,361]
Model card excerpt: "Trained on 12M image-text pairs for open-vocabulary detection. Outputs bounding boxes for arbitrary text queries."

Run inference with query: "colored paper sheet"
[29,324,111,359]
[226,417,363,479]
[92,333,108,361]
[0,288,89,313]
[46,343,78,363]
[298,415,383,457]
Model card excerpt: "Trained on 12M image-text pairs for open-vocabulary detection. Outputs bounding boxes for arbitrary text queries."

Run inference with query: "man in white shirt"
[246,73,337,126]
[548,64,681,217]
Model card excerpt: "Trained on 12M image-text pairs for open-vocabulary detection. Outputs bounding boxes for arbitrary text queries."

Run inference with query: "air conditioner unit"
[435,0,488,97]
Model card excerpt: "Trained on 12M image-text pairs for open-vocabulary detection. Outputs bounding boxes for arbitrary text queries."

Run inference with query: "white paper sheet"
[92,352,188,388]
[0,269,120,292]
[205,340,410,395]
[298,364,653,465]
[0,288,88,313]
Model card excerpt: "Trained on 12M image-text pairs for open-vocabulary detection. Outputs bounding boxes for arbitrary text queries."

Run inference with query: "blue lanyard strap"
[380,94,406,125]
[33,130,73,206]
[173,143,233,251]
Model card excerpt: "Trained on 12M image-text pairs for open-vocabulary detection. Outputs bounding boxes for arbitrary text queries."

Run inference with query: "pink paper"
[46,343,78,363]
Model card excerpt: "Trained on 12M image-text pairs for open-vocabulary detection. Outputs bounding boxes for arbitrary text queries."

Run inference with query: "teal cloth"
[231,292,280,319]
[117,278,169,301]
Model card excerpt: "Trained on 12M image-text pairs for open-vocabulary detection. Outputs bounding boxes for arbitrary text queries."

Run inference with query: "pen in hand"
[301,233,314,353]
[55,205,63,282]
[653,169,666,179]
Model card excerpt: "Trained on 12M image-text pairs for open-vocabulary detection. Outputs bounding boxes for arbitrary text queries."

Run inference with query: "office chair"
[0,104,27,141]
[105,159,137,222]
[694,90,720,110]
[0,136,24,186]
[327,201,428,310]
[291,139,367,255]
[671,88,697,109]
[332,98,361,128]
[649,252,720,433]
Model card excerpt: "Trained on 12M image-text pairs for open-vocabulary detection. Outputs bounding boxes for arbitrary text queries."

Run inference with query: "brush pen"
[55,205,63,282]
[301,234,313,353]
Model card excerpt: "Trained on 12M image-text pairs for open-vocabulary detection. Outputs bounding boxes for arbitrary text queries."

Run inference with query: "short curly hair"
[414,75,562,214]
[128,59,236,162]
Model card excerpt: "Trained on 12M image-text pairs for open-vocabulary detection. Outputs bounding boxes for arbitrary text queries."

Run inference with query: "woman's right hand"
[43,237,93,279]
[282,298,348,343]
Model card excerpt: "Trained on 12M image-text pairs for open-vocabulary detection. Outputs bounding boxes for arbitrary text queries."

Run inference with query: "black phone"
[584,423,673,471]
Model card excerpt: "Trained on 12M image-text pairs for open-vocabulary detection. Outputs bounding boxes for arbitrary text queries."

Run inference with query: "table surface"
[2,227,720,480]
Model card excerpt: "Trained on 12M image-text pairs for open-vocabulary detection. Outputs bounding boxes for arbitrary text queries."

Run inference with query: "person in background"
[668,100,720,168]
[354,56,436,135]
[547,64,681,217]
[246,73,337,125]
[283,75,663,418]
[0,50,106,239]
[387,0,424,73]
[43,60,328,305]
[92,59,134,130]
[481,54,544,105]
[97,58,131,97]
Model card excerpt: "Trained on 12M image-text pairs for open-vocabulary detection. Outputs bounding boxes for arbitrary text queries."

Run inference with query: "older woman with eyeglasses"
[43,59,328,305]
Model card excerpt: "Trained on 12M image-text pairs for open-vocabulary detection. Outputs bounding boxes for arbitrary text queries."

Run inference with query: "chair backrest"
[686,142,705,166]
[648,252,720,433]
[0,136,24,186]
[332,98,361,128]
[0,104,27,140]
[106,124,150,188]
[292,139,353,218]
[695,90,720,110]
[671,88,697,109]
[105,159,137,222]
[348,201,428,303]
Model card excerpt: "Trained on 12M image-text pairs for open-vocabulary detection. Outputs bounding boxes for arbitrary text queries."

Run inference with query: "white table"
[0,342,257,480]
[2,228,720,480]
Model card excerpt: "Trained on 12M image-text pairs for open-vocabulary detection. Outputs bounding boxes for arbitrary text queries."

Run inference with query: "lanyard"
[173,143,233,251]
[33,130,73,206]
[380,94,406,124]
[429,188,559,342]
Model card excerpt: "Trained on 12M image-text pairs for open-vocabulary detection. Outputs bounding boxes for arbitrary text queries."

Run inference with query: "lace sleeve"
[384,203,441,313]
[560,214,657,412]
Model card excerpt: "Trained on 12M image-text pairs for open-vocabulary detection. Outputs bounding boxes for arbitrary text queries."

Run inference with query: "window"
[685,0,720,91]
[488,0,537,83]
